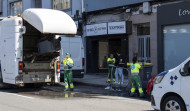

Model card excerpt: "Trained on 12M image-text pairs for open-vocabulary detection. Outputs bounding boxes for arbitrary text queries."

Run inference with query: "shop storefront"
[85,21,132,73]
[157,1,190,72]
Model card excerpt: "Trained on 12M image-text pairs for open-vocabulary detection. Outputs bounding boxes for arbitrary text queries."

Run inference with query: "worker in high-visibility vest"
[105,54,116,90]
[63,53,74,91]
[130,57,144,97]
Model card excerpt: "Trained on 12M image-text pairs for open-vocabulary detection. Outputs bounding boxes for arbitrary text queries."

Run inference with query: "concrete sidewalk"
[73,73,129,88]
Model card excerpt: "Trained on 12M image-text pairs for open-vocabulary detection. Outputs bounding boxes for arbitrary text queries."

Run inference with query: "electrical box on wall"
[143,2,151,13]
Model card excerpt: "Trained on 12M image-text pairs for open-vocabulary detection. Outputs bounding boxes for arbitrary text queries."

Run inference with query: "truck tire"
[0,65,5,89]
[161,96,186,111]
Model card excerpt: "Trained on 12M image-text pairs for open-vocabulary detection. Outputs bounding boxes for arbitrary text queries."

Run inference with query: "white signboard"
[108,21,126,34]
[86,23,107,36]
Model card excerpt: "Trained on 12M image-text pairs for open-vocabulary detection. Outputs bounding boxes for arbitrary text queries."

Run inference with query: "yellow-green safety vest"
[131,63,141,73]
[63,58,74,69]
[107,58,116,66]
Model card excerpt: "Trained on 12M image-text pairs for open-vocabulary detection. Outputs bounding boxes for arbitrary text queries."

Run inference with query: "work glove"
[142,62,144,66]
[66,63,70,66]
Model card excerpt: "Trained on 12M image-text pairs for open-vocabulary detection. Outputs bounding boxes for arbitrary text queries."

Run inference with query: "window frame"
[137,35,151,63]
[10,1,23,16]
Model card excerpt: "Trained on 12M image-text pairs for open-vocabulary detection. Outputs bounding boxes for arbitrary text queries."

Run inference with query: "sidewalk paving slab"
[73,73,129,88]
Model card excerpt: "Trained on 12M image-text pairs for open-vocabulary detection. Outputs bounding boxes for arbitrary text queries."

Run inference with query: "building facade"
[0,0,188,75]
[83,0,182,75]
[0,0,83,18]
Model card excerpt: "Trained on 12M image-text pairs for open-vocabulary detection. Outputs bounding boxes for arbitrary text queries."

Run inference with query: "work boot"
[105,86,111,90]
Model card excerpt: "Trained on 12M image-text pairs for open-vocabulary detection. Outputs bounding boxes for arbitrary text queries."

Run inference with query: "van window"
[182,61,190,76]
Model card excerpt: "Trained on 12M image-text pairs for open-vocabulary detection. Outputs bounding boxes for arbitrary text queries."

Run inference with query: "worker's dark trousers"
[107,66,116,82]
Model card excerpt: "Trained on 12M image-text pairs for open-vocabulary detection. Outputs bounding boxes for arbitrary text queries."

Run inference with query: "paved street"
[0,83,153,111]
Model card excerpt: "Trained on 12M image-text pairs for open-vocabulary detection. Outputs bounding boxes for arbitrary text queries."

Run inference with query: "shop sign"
[86,23,107,36]
[179,9,190,17]
[108,21,126,34]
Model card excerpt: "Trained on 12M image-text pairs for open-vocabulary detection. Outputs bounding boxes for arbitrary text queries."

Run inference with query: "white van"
[151,57,190,111]
[0,8,77,87]
[60,36,84,79]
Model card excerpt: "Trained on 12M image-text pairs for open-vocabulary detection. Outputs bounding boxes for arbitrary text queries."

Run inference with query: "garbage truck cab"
[0,8,77,87]
[151,57,190,111]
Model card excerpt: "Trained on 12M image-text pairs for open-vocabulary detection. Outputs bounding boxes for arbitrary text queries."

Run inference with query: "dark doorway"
[109,39,121,56]
[86,35,128,74]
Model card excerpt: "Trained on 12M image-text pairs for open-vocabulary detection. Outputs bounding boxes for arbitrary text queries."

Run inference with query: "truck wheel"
[0,69,5,89]
[161,96,186,111]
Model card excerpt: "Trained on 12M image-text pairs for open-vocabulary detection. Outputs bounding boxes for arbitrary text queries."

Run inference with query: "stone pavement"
[73,73,129,88]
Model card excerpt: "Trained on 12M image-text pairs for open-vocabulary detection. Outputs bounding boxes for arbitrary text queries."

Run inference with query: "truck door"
[2,37,17,84]
[1,18,23,84]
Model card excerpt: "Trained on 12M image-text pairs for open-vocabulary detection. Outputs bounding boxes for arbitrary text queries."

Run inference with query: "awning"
[23,8,77,35]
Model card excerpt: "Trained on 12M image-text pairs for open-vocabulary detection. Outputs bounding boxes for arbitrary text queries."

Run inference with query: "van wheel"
[161,96,186,111]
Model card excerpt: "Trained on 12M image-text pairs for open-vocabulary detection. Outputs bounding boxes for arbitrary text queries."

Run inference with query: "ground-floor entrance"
[86,35,128,73]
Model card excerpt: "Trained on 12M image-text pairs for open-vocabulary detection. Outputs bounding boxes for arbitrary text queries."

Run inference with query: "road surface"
[0,83,154,111]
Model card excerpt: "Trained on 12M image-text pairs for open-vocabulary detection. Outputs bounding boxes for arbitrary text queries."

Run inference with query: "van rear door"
[60,37,83,70]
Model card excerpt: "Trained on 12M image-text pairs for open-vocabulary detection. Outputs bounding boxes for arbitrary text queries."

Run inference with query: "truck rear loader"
[0,8,77,87]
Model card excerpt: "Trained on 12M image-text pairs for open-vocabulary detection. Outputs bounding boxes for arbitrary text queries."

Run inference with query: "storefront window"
[53,0,71,10]
[137,23,150,36]
[10,1,22,16]
[99,40,109,69]
[164,24,190,70]
[137,23,151,62]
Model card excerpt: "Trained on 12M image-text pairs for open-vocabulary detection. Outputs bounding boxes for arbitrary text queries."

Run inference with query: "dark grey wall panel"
[157,1,190,73]
[84,0,153,12]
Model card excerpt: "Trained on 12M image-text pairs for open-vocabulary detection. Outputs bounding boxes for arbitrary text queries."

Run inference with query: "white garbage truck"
[0,8,77,88]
